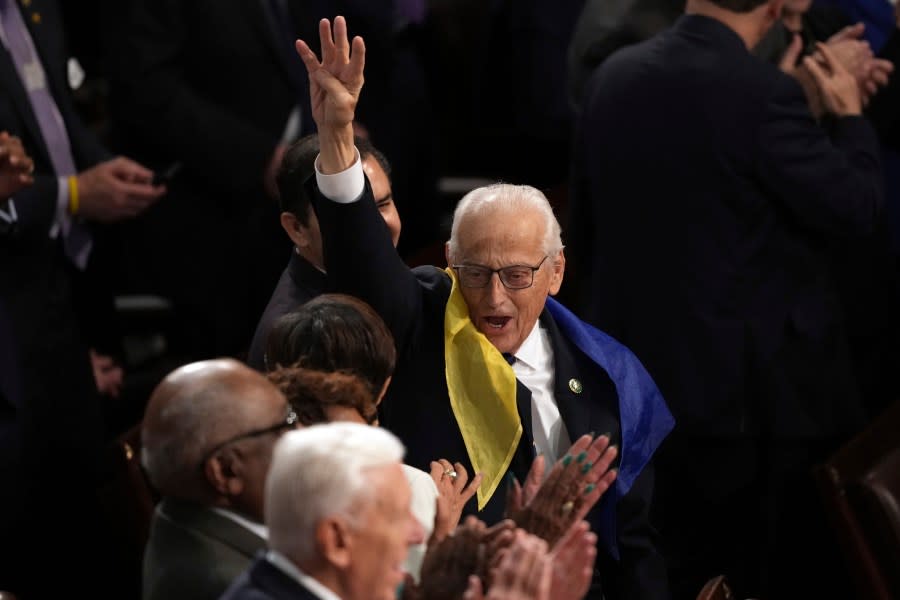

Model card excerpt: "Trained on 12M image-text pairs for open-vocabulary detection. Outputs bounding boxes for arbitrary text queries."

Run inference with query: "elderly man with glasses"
[293,18,675,600]
[141,359,301,600]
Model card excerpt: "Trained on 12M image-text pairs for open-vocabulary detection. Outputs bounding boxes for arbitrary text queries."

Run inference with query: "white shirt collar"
[511,320,546,372]
[266,550,343,600]
[209,507,269,541]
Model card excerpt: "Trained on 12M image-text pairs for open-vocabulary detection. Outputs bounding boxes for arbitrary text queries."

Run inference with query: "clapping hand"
[430,460,484,542]
[506,433,618,548]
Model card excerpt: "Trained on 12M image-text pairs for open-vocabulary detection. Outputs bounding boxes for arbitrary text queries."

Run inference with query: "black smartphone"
[152,161,183,186]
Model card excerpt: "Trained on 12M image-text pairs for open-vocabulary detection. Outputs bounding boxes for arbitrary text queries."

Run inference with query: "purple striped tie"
[0,0,91,268]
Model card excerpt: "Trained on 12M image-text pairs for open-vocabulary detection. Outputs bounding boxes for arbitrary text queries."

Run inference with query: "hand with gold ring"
[506,433,618,548]
[430,458,484,543]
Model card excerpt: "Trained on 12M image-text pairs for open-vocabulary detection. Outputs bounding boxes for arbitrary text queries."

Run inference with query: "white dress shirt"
[510,322,571,464]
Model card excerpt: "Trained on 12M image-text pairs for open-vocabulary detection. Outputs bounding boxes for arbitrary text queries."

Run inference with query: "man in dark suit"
[294,18,673,599]
[568,0,882,596]
[220,423,425,600]
[0,0,163,594]
[247,134,400,371]
[141,359,299,600]
[108,0,318,360]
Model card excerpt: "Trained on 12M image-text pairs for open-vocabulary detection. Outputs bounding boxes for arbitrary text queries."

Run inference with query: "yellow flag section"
[443,268,522,510]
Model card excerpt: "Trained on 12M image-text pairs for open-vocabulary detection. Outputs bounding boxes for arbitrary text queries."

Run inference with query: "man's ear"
[548,250,566,296]
[280,211,308,249]
[764,0,785,26]
[203,449,246,498]
[317,516,353,569]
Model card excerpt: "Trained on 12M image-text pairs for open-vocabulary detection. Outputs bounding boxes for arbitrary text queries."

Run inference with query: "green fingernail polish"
[584,484,596,494]
[588,430,596,438]
[581,462,593,474]
[576,451,588,463]
[562,454,573,466]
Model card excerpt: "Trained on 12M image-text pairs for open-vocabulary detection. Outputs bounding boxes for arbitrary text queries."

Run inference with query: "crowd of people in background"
[1,0,899,598]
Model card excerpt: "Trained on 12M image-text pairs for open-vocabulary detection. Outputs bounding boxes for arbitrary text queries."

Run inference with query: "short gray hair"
[447,183,563,262]
[265,423,405,561]
[141,377,251,495]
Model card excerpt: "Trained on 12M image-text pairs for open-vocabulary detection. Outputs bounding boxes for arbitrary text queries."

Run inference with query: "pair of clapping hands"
[780,23,894,117]
[411,434,618,600]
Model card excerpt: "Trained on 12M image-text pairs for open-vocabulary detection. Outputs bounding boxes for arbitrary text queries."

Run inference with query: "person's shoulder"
[412,265,452,294]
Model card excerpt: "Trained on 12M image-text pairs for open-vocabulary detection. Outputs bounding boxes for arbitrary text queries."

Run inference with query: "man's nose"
[485,272,508,306]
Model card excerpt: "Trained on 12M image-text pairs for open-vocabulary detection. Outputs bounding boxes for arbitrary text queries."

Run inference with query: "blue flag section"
[546,297,675,559]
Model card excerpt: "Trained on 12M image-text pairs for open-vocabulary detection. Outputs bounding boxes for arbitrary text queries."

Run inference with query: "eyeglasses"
[199,406,299,467]
[451,256,549,290]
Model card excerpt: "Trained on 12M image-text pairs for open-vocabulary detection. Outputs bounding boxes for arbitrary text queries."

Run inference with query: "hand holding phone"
[152,161,183,187]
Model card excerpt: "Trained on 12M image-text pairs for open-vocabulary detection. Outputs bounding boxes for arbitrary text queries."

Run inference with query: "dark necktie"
[502,353,516,365]
[0,0,91,268]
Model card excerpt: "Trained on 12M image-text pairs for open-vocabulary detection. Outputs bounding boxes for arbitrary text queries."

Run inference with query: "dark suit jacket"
[143,498,267,600]
[0,0,105,490]
[316,183,668,600]
[569,15,883,440]
[220,556,319,600]
[247,253,326,371]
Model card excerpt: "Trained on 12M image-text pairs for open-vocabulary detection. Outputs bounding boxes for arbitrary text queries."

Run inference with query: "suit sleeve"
[315,182,427,352]
[114,0,279,196]
[756,76,883,236]
[600,462,669,600]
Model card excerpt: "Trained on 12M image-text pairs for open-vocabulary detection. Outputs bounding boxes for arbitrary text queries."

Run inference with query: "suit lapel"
[541,310,620,444]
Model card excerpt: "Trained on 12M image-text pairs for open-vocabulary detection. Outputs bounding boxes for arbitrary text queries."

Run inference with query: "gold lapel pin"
[30,12,41,24]
[21,0,32,7]
[568,378,583,394]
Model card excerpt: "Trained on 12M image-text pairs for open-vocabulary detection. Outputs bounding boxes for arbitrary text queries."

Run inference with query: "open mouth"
[484,316,512,330]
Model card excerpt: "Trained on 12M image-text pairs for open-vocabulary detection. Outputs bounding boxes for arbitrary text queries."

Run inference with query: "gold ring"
[561,500,574,515]
[444,469,458,480]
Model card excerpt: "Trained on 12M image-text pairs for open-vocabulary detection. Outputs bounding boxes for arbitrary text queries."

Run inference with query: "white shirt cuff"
[314,148,364,203]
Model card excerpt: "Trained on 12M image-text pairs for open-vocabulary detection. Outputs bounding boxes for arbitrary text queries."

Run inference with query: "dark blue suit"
[569,14,883,598]
[316,183,668,600]
[247,253,327,372]
[219,556,319,600]
[0,0,109,594]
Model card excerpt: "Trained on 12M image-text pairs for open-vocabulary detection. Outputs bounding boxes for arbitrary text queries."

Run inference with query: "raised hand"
[430,459,484,542]
[418,516,489,600]
[549,520,598,600]
[508,434,618,548]
[294,17,365,135]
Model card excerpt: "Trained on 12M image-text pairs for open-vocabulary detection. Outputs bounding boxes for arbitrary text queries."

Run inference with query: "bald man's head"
[141,359,289,506]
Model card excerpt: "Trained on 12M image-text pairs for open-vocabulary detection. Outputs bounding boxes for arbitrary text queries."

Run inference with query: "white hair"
[447,183,563,263]
[265,422,405,562]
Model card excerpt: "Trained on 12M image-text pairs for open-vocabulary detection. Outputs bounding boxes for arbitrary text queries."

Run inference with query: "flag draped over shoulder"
[443,268,521,510]
[546,297,674,558]
[443,270,675,552]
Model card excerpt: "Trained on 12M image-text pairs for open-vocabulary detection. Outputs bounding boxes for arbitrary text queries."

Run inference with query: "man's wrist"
[317,125,357,174]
